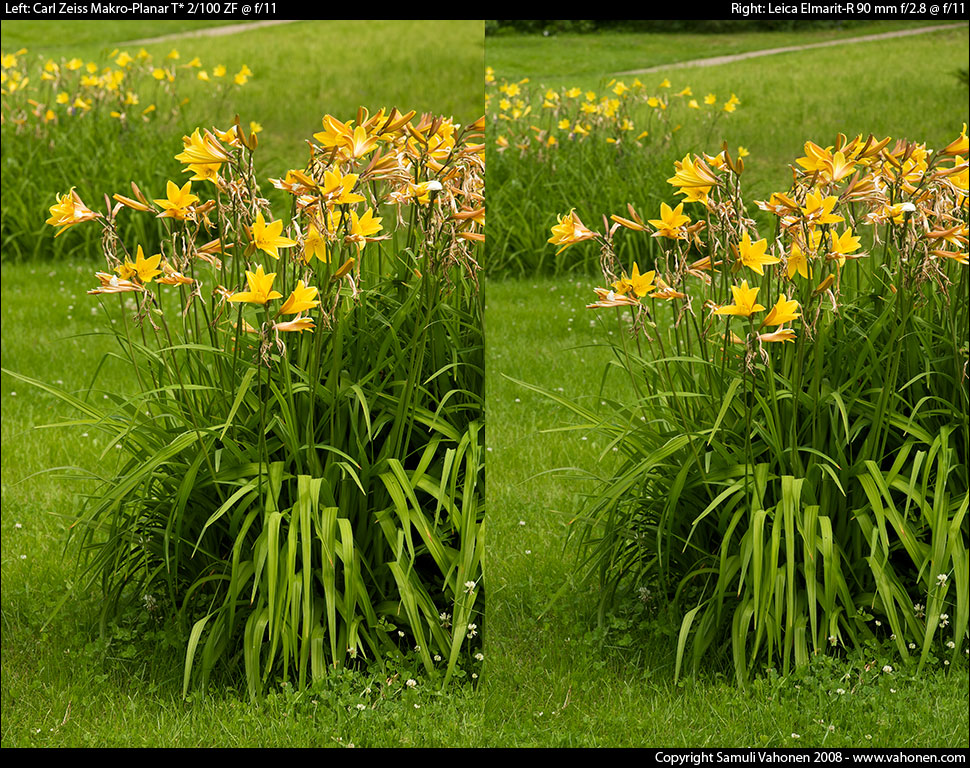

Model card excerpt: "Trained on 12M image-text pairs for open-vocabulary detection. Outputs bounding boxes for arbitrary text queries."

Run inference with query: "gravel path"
[116,19,300,46]
[613,22,967,76]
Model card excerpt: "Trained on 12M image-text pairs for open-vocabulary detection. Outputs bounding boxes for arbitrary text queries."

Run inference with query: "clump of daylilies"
[488,66,740,156]
[549,126,968,683]
[1,45,252,133]
[554,125,967,365]
[46,107,486,696]
[50,107,485,355]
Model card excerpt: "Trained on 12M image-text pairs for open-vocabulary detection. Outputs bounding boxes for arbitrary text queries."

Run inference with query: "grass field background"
[487,21,969,276]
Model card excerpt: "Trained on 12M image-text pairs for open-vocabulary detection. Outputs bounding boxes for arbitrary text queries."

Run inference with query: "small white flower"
[356,703,366,711]
[475,652,484,661]
[882,665,893,674]
[937,573,948,587]
[946,641,956,649]
[406,679,417,688]
[791,733,800,740]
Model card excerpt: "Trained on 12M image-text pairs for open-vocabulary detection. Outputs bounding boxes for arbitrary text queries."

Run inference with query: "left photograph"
[1,18,486,746]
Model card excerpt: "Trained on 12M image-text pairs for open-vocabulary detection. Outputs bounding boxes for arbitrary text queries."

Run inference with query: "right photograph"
[484,18,969,748]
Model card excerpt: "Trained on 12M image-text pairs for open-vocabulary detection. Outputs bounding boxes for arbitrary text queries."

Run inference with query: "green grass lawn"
[481,277,969,748]
[485,20,963,85]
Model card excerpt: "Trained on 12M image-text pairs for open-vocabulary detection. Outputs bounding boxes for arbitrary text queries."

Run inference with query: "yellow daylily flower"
[302,223,329,263]
[548,209,596,254]
[46,188,99,236]
[647,201,691,240]
[625,263,657,298]
[279,280,320,315]
[117,245,162,284]
[154,180,199,220]
[251,212,297,260]
[714,280,765,317]
[228,265,283,306]
[737,231,780,275]
[760,293,801,328]
[801,188,844,226]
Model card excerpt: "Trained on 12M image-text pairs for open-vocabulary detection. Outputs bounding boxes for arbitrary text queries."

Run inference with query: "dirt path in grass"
[613,22,966,76]
[116,19,300,46]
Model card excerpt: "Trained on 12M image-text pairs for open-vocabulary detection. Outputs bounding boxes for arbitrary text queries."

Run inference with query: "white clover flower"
[882,665,893,674]
[406,679,417,688]
[937,573,948,587]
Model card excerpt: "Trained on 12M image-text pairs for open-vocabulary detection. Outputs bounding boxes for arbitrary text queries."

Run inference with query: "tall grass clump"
[487,68,742,277]
[530,128,969,685]
[0,44,253,263]
[5,107,486,698]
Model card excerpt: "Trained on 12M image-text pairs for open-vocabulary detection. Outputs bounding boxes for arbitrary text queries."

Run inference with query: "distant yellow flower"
[228,265,282,306]
[714,281,765,317]
[251,212,297,259]
[279,280,320,315]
